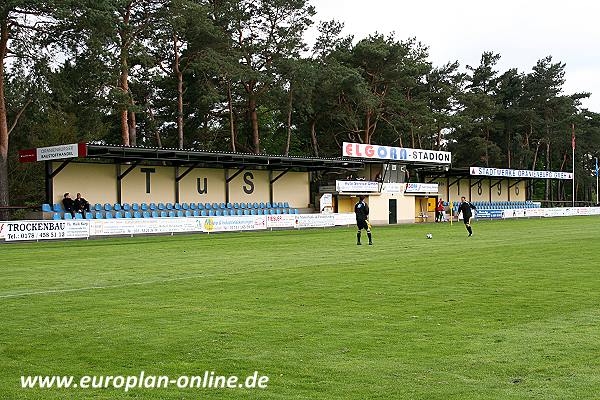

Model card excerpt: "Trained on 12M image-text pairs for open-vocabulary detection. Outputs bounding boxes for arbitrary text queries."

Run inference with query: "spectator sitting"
[73,193,90,216]
[62,193,75,218]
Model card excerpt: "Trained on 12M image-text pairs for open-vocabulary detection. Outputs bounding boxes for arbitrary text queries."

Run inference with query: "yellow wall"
[52,162,311,207]
[272,171,310,208]
[52,162,117,205]
[227,169,270,205]
[179,168,226,204]
[368,192,416,224]
[121,165,175,204]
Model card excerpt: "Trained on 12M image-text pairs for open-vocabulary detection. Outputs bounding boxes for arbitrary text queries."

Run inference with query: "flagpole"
[596,157,600,204]
[572,124,575,207]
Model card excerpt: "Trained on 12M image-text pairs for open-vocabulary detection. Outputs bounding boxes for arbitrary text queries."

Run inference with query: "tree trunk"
[128,107,137,146]
[249,95,260,153]
[410,125,415,148]
[227,79,236,152]
[544,141,550,201]
[284,87,293,156]
[147,107,162,148]
[310,119,318,157]
[0,17,10,212]
[364,110,371,144]
[174,34,184,149]
[119,41,130,146]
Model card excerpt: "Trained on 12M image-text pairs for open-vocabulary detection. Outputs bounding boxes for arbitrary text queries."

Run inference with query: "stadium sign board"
[404,183,439,194]
[0,220,89,241]
[335,180,379,193]
[342,142,452,164]
[294,214,335,228]
[90,218,201,236]
[202,216,266,232]
[470,166,573,180]
[19,143,87,163]
[266,214,296,228]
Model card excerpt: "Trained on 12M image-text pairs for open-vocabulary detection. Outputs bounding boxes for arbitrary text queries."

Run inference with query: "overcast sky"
[308,0,600,112]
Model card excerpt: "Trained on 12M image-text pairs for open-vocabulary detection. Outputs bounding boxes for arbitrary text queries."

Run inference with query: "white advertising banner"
[266,214,296,228]
[342,142,452,164]
[90,218,202,236]
[336,180,380,193]
[470,166,573,180]
[333,213,357,226]
[202,215,266,232]
[1,220,90,241]
[405,183,439,194]
[381,183,404,193]
[37,144,81,161]
[501,207,600,219]
[295,213,335,228]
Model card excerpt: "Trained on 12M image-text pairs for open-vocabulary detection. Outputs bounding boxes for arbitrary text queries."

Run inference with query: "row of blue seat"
[44,201,293,213]
[443,201,540,212]
[52,208,300,220]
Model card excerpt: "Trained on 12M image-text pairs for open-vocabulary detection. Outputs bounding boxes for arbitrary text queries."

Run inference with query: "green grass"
[1,217,600,399]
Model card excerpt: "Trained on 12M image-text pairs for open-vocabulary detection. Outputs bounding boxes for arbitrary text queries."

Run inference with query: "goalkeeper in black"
[457,196,476,237]
[354,195,372,245]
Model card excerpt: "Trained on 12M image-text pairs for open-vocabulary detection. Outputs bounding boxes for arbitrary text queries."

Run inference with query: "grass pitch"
[1,217,600,399]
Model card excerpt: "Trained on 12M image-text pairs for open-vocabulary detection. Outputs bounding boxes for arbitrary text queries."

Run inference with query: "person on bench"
[62,193,76,218]
[74,193,90,216]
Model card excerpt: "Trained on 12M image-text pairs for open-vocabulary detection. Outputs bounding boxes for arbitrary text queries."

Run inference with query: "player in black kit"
[457,196,477,236]
[354,195,372,245]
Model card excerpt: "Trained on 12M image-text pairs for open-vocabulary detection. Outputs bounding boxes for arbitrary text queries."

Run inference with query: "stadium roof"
[85,143,364,171]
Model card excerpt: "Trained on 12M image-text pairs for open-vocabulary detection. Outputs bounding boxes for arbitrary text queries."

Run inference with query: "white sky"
[309,0,600,112]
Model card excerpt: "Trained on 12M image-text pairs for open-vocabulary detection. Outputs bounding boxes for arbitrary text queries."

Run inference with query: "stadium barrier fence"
[1,208,599,242]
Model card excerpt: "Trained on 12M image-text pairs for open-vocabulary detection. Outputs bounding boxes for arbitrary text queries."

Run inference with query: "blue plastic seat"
[158,203,165,210]
[257,209,263,215]
[122,203,131,211]
[64,213,73,219]
[219,202,226,209]
[151,211,159,218]
[214,210,221,216]
[226,203,233,209]
[276,209,282,215]
[294,209,299,214]
[124,211,132,218]
[141,203,148,211]
[74,213,83,219]
[205,203,211,210]
[259,202,265,209]
[208,210,215,216]
[93,203,102,211]
[132,203,140,211]
[168,211,176,217]
[197,203,204,210]
[189,203,196,210]
[52,213,61,220]
[246,203,253,209]
[212,203,219,210]
[185,210,192,217]
[114,212,123,218]
[193,210,200,217]
[269,209,276,215]
[113,203,122,211]
[174,203,182,210]
[177,211,184,217]
[142,211,151,218]
[105,212,113,219]
[233,203,239,209]
[149,203,157,210]
[93,212,102,219]
[133,211,142,218]
[182,203,189,210]
[166,203,174,210]
[236,210,243,216]
[266,202,272,208]
[284,202,290,208]
[282,209,288,214]
[201,210,208,217]
[42,204,52,212]
[240,203,246,209]
[160,211,168,218]
[251,209,257,215]
[252,202,259,209]
[85,212,93,219]
[53,203,64,212]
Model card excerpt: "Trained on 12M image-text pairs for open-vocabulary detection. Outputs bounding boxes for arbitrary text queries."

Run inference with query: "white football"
[426,233,433,239]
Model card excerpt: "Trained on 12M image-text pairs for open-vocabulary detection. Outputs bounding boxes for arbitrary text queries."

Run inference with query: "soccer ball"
[426,233,433,239]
